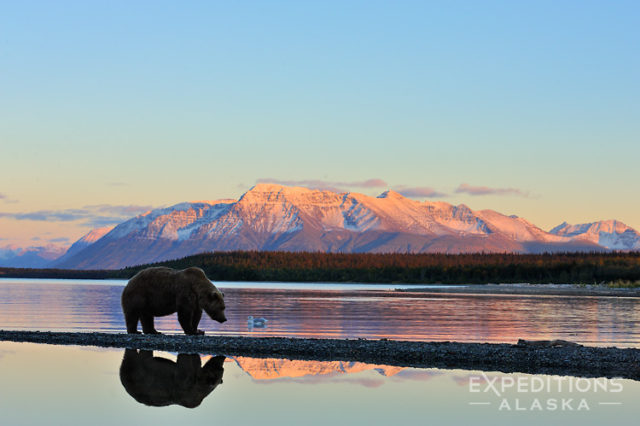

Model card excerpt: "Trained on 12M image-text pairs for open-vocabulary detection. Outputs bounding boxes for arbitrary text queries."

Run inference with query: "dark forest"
[2,251,639,284]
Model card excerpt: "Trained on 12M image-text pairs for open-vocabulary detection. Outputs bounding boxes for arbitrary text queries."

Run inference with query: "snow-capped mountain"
[53,226,114,265]
[0,244,68,268]
[54,183,616,270]
[550,220,640,250]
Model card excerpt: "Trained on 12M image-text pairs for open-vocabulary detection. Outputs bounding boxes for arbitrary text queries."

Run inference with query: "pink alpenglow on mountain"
[50,184,638,270]
[80,226,114,244]
[53,226,114,265]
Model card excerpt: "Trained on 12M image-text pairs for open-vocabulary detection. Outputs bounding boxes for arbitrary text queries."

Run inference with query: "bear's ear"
[185,266,206,278]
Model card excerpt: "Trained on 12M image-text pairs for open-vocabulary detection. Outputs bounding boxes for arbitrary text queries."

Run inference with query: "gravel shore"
[1,330,639,380]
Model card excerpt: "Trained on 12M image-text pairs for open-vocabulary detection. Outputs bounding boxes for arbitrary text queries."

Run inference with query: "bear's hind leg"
[141,314,161,334]
[124,310,141,334]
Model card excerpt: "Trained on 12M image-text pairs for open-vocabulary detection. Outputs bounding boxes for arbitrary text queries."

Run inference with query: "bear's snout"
[210,312,227,323]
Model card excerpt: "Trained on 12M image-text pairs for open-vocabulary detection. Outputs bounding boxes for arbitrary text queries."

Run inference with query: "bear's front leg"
[191,309,204,335]
[141,314,161,334]
[178,308,201,335]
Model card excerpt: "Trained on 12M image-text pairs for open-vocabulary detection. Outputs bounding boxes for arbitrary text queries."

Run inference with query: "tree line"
[4,250,637,284]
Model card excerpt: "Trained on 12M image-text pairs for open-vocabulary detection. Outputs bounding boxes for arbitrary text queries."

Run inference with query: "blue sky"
[1,1,639,246]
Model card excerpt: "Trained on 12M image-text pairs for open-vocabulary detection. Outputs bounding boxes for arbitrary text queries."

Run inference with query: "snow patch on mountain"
[106,202,231,241]
[550,220,640,250]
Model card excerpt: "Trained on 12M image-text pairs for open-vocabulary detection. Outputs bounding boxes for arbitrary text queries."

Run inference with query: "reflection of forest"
[231,357,404,380]
[119,349,225,408]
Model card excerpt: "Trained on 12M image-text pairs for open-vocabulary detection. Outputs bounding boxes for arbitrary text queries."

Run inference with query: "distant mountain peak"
[239,183,322,204]
[377,190,405,199]
[549,221,569,234]
[189,199,235,205]
[248,183,286,192]
[79,226,114,244]
[549,219,640,250]
[246,183,315,194]
[0,244,68,268]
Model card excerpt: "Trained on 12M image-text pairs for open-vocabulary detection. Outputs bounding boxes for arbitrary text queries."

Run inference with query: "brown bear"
[121,266,227,335]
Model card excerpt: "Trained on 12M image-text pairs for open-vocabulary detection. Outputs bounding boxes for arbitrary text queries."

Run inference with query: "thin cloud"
[0,210,85,222]
[0,193,17,203]
[0,204,154,227]
[256,178,388,192]
[84,216,134,227]
[347,179,388,188]
[85,204,154,216]
[393,186,448,199]
[455,183,530,197]
[49,237,71,243]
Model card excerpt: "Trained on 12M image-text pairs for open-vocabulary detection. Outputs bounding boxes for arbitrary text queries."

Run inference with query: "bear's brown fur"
[121,266,226,335]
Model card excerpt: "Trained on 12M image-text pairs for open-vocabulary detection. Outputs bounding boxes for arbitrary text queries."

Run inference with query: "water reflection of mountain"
[231,357,404,380]
[119,349,225,408]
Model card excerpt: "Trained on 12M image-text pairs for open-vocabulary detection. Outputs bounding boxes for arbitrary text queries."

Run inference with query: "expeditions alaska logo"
[467,373,623,411]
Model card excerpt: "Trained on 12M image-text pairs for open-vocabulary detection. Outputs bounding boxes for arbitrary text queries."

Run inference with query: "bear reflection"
[119,349,225,408]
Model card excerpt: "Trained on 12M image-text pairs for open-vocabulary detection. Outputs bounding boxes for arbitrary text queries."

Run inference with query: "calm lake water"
[1,278,640,347]
[1,279,640,424]
[0,342,638,426]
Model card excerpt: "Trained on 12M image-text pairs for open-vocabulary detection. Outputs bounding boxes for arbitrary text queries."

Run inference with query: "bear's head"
[186,267,228,324]
[202,290,227,323]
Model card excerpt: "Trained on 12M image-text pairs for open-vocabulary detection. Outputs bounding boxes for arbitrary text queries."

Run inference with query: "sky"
[1,0,639,248]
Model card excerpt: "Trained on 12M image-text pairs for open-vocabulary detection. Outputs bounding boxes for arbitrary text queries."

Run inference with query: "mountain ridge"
[0,244,68,268]
[3,184,637,269]
[46,184,637,270]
